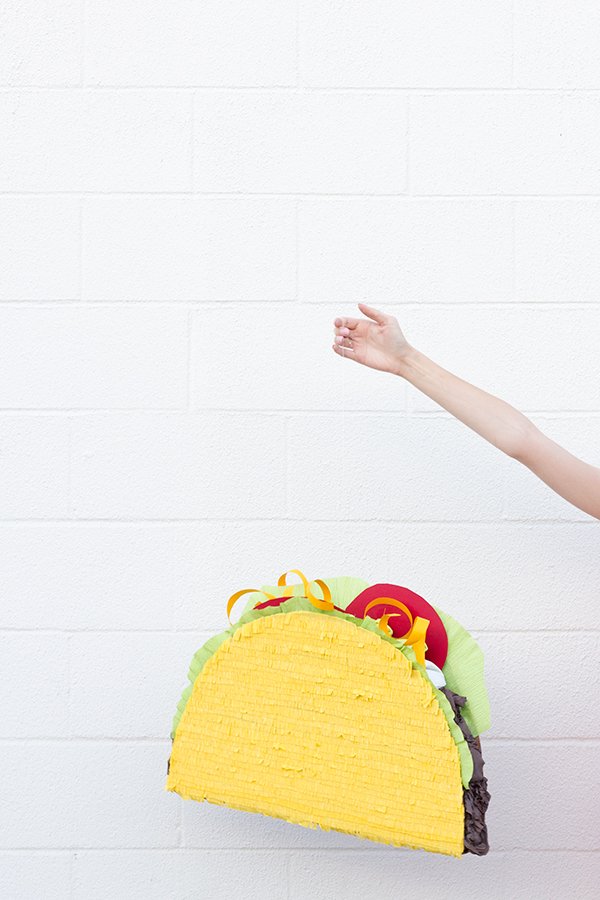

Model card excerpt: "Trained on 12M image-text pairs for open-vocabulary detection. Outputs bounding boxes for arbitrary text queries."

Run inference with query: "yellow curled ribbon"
[227,568,334,623]
[364,597,430,667]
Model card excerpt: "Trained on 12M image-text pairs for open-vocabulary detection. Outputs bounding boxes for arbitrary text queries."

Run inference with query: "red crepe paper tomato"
[346,584,448,669]
[254,596,291,610]
[254,596,346,612]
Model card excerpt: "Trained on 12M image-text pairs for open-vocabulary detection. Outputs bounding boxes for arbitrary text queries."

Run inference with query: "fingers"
[333,303,387,335]
[333,316,359,332]
[332,342,356,358]
[357,302,387,325]
[333,322,356,339]
[333,334,353,347]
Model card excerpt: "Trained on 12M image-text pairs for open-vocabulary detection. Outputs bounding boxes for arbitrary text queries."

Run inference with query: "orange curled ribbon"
[364,597,430,667]
[227,568,333,623]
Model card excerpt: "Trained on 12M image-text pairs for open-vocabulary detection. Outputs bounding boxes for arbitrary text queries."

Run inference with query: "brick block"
[82,198,295,302]
[287,414,506,521]
[0,634,69,737]
[515,1,600,88]
[70,632,211,738]
[193,91,407,193]
[385,522,600,631]
[298,198,513,303]
[410,93,600,195]
[0,307,188,409]
[0,91,192,191]
[299,1,511,88]
[516,199,600,302]
[0,417,69,518]
[0,852,71,900]
[0,1,81,86]
[70,413,286,519]
[85,1,296,87]
[0,198,80,300]
[0,742,179,848]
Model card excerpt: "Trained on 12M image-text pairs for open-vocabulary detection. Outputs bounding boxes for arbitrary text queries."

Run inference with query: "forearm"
[393,347,536,460]
[515,427,600,520]
[393,346,600,520]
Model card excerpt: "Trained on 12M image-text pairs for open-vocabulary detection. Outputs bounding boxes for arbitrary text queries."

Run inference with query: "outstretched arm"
[333,303,600,521]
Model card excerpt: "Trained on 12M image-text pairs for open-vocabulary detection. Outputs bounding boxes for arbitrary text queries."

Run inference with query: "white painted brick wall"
[1,3,599,898]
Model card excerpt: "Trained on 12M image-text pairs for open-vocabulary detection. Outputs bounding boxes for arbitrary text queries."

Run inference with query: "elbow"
[504,421,538,466]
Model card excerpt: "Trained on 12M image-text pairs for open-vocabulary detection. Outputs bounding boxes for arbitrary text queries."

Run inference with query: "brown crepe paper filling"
[440,686,491,855]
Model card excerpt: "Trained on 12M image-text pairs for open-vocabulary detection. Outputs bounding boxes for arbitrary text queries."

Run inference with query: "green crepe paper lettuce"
[435,608,490,738]
[170,595,474,789]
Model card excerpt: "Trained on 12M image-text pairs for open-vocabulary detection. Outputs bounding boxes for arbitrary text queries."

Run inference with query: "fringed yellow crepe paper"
[167,607,465,857]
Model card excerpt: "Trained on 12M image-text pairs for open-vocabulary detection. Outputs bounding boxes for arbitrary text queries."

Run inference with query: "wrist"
[390,344,419,378]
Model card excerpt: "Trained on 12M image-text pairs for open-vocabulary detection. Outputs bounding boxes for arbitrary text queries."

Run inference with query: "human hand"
[332,303,412,375]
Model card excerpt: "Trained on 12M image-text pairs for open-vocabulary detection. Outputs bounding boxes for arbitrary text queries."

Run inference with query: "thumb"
[358,302,387,325]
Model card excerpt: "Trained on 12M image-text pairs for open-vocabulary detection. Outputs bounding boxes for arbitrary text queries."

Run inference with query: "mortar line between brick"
[1,736,599,747]
[0,844,600,856]
[178,797,184,849]
[510,198,517,300]
[79,0,86,87]
[4,847,600,855]
[3,86,600,93]
[68,850,75,900]
[0,405,599,414]
[294,0,300,88]
[6,191,600,198]
[510,0,516,88]
[66,633,73,740]
[293,198,300,301]
[285,849,292,900]
[189,93,194,190]
[0,737,177,744]
[405,94,411,194]
[2,626,599,634]
[186,308,194,410]
[76,196,83,302]
[283,416,290,516]
[66,415,75,520]
[0,515,595,524]
[2,300,599,309]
